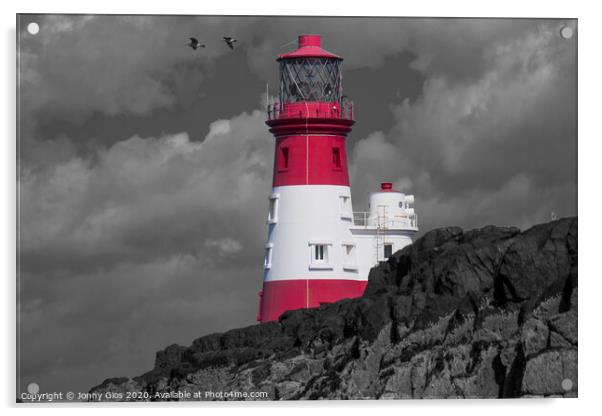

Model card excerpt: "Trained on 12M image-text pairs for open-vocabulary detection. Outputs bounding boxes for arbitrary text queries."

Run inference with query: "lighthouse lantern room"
[258,35,418,323]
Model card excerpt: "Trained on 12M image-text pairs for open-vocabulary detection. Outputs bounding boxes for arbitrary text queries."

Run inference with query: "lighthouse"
[258,35,418,322]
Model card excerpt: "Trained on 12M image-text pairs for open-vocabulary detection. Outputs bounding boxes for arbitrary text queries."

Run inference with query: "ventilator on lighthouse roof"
[277,34,342,60]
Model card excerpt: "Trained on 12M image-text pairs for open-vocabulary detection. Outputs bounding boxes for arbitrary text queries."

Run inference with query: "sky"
[16,15,577,395]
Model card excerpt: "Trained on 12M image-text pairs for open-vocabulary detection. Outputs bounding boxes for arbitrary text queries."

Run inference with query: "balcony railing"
[352,212,418,230]
[267,100,353,121]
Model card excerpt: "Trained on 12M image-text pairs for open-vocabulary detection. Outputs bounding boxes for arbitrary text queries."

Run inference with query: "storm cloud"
[17,15,576,395]
[19,111,272,393]
[350,21,576,230]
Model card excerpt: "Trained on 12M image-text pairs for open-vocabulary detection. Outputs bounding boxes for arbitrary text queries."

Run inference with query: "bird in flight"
[186,37,206,50]
[223,36,237,50]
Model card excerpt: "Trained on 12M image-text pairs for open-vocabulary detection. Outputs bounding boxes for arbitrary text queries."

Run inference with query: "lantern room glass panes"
[384,243,393,259]
[279,58,342,103]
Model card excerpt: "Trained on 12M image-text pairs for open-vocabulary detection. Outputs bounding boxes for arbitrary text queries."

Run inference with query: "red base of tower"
[258,279,368,322]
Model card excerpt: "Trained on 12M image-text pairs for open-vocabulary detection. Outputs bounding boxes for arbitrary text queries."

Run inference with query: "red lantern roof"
[277,34,342,61]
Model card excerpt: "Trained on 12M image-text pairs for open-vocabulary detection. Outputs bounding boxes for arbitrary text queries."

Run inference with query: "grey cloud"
[20,16,560,128]
[19,15,255,122]
[19,110,272,277]
[349,20,577,232]
[242,18,563,82]
[20,16,567,174]
[19,109,273,394]
[19,257,261,394]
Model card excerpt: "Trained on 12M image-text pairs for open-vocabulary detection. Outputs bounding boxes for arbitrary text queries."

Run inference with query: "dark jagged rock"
[90,217,577,400]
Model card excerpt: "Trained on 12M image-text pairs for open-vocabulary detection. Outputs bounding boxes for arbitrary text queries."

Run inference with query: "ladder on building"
[375,205,388,263]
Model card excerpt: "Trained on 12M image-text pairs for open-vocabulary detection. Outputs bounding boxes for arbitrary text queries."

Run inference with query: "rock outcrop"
[90,217,577,400]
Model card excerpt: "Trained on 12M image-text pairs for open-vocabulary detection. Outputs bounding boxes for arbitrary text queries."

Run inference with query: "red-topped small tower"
[258,35,418,323]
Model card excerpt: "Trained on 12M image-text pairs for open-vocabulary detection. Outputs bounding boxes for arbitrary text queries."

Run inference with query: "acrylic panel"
[16,14,577,402]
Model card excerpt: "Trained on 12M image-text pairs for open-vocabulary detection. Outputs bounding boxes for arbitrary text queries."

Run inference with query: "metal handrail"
[267,100,353,121]
[352,211,418,229]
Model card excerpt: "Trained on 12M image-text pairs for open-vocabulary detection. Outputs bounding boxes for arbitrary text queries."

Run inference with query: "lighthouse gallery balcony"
[267,100,354,121]
[352,211,418,231]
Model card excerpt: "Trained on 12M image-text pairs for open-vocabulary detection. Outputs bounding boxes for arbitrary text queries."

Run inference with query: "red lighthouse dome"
[277,34,342,60]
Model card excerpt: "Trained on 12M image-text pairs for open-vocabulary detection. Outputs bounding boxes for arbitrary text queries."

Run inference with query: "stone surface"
[90,217,578,400]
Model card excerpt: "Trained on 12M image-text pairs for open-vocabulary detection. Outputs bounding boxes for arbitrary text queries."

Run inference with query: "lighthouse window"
[342,243,357,270]
[289,83,300,100]
[280,147,289,170]
[309,242,333,269]
[267,194,279,224]
[384,243,393,259]
[315,245,325,261]
[339,194,352,219]
[279,58,342,103]
[332,147,341,169]
[264,245,273,269]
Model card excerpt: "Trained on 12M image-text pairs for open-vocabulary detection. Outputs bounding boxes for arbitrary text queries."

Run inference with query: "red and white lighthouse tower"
[258,35,418,322]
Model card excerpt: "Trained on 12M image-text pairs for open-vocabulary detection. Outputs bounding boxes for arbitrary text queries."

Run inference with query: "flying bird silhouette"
[186,37,206,50]
[223,36,237,50]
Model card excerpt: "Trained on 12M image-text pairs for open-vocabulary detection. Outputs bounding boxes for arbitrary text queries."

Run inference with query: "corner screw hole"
[27,22,40,35]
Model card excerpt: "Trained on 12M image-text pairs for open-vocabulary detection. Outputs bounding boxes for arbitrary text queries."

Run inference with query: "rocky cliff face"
[91,217,577,400]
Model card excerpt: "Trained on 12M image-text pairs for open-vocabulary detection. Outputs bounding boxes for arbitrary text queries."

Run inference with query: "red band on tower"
[273,135,350,186]
[260,279,368,322]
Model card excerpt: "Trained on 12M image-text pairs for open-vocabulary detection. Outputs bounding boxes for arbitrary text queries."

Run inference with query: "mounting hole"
[560,26,573,40]
[561,378,573,391]
[27,382,40,394]
[27,22,40,35]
